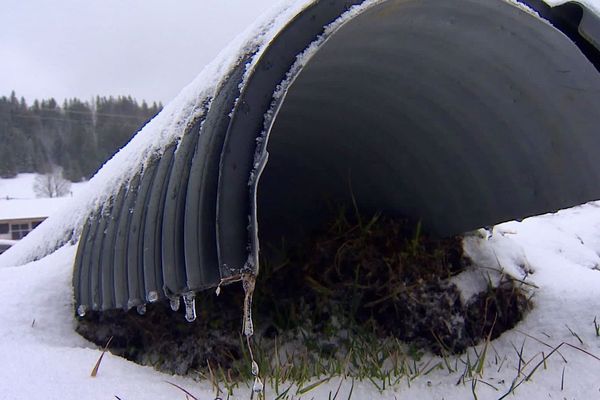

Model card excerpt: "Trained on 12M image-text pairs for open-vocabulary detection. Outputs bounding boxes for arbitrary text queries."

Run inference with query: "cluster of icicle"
[77,273,264,396]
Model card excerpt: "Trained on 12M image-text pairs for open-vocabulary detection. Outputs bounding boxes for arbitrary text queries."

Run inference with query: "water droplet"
[136,304,146,315]
[127,299,137,310]
[183,292,196,322]
[77,305,87,317]
[147,291,159,303]
[169,296,180,311]
[251,361,259,376]
[252,376,263,393]
[244,313,254,337]
[215,286,221,296]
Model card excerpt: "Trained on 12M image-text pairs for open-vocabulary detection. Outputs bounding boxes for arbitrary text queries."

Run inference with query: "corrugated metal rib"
[100,196,120,311]
[184,60,250,290]
[162,117,205,296]
[143,146,176,302]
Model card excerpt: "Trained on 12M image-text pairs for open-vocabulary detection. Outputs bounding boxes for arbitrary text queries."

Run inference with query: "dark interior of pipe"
[257,0,600,258]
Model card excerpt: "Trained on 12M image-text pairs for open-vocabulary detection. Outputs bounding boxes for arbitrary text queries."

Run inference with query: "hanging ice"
[242,274,256,337]
[77,305,87,317]
[169,295,180,311]
[147,291,159,303]
[252,376,264,394]
[183,292,196,322]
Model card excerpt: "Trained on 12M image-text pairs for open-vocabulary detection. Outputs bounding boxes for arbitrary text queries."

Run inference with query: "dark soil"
[76,212,531,377]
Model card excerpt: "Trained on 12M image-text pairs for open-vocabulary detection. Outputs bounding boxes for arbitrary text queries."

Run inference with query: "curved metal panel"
[72,216,92,314]
[258,0,600,249]
[523,0,600,69]
[162,118,204,296]
[111,174,140,310]
[143,143,176,301]
[89,207,109,311]
[99,191,125,311]
[126,158,160,304]
[217,0,365,274]
[121,173,142,309]
[184,60,250,288]
[578,3,600,52]
[79,212,100,312]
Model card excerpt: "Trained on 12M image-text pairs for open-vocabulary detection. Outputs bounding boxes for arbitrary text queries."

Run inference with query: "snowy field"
[0,173,90,223]
[0,173,89,200]
[1,175,600,399]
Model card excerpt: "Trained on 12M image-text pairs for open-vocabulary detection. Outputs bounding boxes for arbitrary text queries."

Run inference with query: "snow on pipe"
[73,0,600,316]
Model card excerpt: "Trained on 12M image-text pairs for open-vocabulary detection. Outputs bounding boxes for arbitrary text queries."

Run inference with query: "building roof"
[0,198,72,221]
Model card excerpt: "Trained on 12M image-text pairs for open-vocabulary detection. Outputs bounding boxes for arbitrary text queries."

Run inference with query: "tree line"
[0,91,162,180]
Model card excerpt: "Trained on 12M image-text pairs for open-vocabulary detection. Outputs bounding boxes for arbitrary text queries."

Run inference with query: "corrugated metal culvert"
[73,0,600,318]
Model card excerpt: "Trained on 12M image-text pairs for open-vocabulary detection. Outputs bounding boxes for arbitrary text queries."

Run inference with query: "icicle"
[169,295,180,311]
[242,273,256,337]
[147,291,159,303]
[183,292,196,322]
[252,376,264,394]
[242,273,263,397]
[127,299,137,310]
[250,358,263,398]
[77,305,87,317]
[136,303,146,315]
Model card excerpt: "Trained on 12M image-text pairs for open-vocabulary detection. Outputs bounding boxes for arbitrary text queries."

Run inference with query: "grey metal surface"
[217,0,365,275]
[143,145,176,303]
[112,183,133,310]
[73,0,600,316]
[162,118,205,296]
[258,0,600,248]
[72,215,92,314]
[100,194,122,311]
[120,174,142,310]
[127,160,159,303]
[77,211,99,313]
[184,60,250,288]
[581,5,600,50]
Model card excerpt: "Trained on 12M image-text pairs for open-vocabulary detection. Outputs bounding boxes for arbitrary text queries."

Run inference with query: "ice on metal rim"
[183,292,196,322]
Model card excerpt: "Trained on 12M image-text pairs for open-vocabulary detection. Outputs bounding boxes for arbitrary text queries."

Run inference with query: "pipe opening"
[257,0,600,259]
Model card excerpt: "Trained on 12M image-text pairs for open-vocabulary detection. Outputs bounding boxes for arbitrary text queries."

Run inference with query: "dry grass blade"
[165,381,199,400]
[90,336,113,377]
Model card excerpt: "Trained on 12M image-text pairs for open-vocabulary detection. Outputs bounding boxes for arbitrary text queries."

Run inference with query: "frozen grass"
[150,325,600,400]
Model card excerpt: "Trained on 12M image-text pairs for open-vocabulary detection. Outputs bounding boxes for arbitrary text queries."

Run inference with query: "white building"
[0,198,70,253]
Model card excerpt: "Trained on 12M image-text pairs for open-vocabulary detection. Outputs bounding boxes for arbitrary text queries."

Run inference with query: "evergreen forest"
[0,91,162,180]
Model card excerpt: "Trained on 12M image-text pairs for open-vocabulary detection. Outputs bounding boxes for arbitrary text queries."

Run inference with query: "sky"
[0,0,281,105]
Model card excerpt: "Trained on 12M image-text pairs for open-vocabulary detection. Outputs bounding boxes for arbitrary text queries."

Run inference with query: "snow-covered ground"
[1,198,600,399]
[0,173,89,200]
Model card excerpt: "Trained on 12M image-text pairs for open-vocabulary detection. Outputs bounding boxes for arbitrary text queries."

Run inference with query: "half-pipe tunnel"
[73,0,600,316]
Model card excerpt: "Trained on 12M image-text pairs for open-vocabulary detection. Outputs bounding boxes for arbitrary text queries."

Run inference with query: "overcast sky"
[0,0,281,105]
